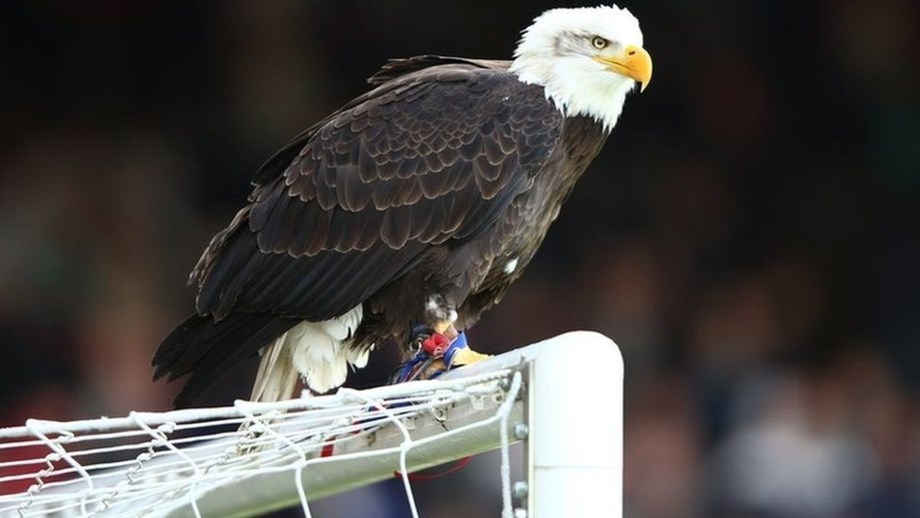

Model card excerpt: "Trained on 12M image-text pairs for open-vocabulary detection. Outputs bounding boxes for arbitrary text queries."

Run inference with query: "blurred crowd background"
[1,1,918,516]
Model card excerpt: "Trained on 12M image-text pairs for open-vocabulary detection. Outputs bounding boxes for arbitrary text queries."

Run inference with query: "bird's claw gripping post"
[393,330,489,383]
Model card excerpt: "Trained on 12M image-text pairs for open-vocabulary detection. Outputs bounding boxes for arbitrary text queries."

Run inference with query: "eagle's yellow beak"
[594,45,653,92]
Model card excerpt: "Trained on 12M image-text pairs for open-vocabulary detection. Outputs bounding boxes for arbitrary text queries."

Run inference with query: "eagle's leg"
[424,295,490,366]
[392,309,490,383]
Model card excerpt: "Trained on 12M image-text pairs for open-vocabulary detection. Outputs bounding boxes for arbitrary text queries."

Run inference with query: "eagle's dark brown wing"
[190,58,564,323]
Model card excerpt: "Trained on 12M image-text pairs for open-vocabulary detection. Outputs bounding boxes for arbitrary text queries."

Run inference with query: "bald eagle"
[153,5,652,407]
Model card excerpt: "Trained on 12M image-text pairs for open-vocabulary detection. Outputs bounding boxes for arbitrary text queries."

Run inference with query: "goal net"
[0,331,623,517]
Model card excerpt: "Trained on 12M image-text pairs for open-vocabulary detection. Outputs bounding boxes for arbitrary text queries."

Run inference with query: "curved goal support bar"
[445,330,624,517]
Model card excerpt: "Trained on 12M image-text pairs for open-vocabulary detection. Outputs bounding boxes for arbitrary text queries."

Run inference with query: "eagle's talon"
[410,324,435,342]
[392,331,490,384]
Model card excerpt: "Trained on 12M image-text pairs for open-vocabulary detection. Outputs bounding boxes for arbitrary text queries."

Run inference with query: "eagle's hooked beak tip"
[596,45,653,93]
[625,45,653,93]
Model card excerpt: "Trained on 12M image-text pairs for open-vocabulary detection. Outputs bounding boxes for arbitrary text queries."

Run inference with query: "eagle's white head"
[509,5,652,131]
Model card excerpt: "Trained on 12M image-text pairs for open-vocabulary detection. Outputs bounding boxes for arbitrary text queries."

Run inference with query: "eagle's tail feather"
[250,334,300,402]
[153,313,299,408]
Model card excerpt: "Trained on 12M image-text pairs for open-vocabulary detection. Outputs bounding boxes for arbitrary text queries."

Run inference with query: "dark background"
[1,1,919,516]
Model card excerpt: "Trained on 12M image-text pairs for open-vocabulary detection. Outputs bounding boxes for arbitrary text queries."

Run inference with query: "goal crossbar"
[0,330,623,517]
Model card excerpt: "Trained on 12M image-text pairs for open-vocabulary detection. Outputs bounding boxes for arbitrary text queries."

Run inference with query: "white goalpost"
[0,331,623,517]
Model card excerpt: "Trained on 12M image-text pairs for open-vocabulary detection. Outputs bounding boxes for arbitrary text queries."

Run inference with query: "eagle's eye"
[591,36,608,50]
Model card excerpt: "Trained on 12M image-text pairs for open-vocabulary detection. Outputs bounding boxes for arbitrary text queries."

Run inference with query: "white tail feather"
[250,333,299,402]
[249,305,368,400]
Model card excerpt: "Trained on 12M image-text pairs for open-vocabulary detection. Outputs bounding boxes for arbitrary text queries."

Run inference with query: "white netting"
[0,370,521,518]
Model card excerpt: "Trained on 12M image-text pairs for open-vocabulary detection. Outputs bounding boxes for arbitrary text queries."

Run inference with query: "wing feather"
[193,59,563,320]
